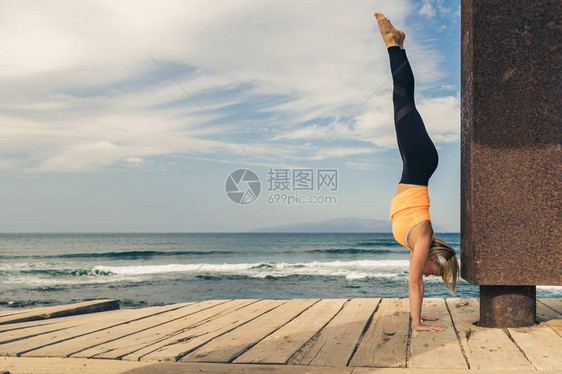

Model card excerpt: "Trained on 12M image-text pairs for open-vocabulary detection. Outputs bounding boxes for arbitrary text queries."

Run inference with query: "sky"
[0,0,462,233]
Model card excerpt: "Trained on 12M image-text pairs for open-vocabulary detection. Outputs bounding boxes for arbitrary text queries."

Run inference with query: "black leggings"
[388,46,438,186]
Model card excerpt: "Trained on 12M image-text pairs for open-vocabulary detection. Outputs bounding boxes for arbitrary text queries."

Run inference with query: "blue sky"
[0,0,462,232]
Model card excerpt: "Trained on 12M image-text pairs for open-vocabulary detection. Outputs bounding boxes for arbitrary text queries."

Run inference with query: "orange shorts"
[389,186,434,250]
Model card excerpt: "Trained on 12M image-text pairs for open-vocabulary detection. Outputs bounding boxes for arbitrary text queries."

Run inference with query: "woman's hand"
[420,315,439,322]
[414,322,444,332]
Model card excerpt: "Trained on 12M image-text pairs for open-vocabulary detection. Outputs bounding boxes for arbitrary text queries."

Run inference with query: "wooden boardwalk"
[0,298,560,373]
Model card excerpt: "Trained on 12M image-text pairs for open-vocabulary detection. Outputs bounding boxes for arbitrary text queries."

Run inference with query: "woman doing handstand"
[374,12,460,333]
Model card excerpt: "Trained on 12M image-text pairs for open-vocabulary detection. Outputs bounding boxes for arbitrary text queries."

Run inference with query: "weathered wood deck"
[0,298,560,373]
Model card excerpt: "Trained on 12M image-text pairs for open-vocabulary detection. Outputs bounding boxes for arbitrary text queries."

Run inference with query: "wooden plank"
[177,299,320,363]
[1,357,353,374]
[0,356,152,374]
[0,319,71,336]
[129,362,352,374]
[537,298,562,338]
[405,298,467,369]
[537,299,562,323]
[445,298,534,370]
[71,299,258,360]
[347,298,409,368]
[538,298,562,315]
[353,368,542,374]
[0,300,120,325]
[544,319,562,338]
[127,299,289,362]
[2,303,198,357]
[0,305,188,333]
[233,298,348,364]
[2,297,554,372]
[21,299,237,358]
[288,298,380,366]
[149,299,314,363]
[0,304,190,344]
[507,324,562,371]
[0,356,549,374]
[0,306,189,339]
[0,305,100,318]
[0,309,29,317]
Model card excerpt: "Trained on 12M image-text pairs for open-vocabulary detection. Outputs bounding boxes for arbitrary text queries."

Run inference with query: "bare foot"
[374,12,405,48]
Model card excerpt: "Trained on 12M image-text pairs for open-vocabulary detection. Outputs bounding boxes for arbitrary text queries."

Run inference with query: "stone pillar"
[461,0,561,327]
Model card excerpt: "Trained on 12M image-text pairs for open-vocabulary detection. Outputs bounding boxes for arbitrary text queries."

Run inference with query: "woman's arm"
[408,238,428,329]
[408,275,423,329]
[408,235,443,332]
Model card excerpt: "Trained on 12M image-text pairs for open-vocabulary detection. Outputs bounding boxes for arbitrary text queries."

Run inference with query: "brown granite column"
[461,0,561,327]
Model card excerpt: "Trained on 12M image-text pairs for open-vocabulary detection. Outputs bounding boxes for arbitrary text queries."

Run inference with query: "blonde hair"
[429,237,460,295]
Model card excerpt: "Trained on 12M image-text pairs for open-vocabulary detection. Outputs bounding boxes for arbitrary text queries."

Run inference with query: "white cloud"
[344,160,383,170]
[273,90,460,151]
[308,146,378,161]
[440,84,457,91]
[269,122,336,141]
[419,0,456,19]
[125,157,144,164]
[436,0,453,15]
[0,0,458,174]
[419,1,436,18]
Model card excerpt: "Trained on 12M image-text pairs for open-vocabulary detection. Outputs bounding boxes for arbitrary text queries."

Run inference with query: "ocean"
[0,232,559,311]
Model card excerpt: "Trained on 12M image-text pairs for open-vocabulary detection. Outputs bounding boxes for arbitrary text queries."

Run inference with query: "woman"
[374,12,460,332]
